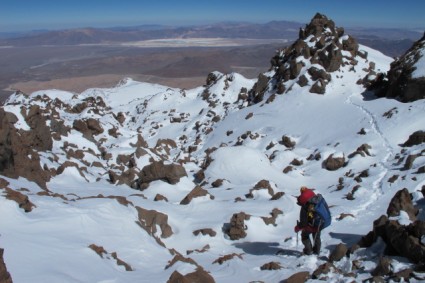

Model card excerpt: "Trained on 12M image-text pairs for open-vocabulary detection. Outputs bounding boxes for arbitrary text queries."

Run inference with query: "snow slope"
[1,41,425,283]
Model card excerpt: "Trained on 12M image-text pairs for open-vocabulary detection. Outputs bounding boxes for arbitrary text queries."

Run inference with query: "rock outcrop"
[356,189,425,264]
[0,249,12,283]
[225,212,250,240]
[135,161,187,189]
[373,32,425,102]
[0,108,51,188]
[249,13,362,103]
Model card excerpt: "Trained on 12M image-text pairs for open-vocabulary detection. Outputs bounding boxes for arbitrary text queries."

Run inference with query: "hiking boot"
[313,245,320,255]
[303,248,313,255]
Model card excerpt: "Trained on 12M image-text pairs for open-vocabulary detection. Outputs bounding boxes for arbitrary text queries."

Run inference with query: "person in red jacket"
[294,186,322,255]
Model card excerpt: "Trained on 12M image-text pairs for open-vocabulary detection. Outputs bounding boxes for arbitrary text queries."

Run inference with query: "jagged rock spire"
[249,13,362,103]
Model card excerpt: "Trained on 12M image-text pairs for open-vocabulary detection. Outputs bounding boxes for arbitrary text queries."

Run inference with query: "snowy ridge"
[1,15,425,283]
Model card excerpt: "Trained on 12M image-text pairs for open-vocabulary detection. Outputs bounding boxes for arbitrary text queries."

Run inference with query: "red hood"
[297,188,316,205]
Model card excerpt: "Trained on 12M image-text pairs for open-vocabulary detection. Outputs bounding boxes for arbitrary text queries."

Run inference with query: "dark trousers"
[301,230,321,255]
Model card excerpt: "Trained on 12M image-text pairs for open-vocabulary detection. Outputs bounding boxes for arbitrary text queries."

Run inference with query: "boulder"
[371,257,392,277]
[329,243,348,262]
[180,186,212,205]
[0,249,12,283]
[309,79,327,94]
[137,161,187,187]
[135,207,173,239]
[386,188,418,221]
[403,130,425,147]
[357,191,425,264]
[323,154,346,171]
[167,268,215,283]
[281,135,296,148]
[308,66,331,81]
[225,212,250,240]
[260,261,282,270]
[285,271,311,283]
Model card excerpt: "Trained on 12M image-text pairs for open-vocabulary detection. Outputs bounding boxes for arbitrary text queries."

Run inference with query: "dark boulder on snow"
[373,33,425,102]
[323,153,346,171]
[357,189,425,264]
[284,271,311,283]
[260,261,282,270]
[371,257,392,277]
[0,249,12,283]
[167,268,215,283]
[386,188,418,221]
[402,130,425,147]
[312,262,340,279]
[135,206,173,239]
[281,135,296,148]
[136,160,187,188]
[180,186,213,205]
[4,187,34,212]
[225,212,250,240]
[73,118,104,140]
[329,243,348,262]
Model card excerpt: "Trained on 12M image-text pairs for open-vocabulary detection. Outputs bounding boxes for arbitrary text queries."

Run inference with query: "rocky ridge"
[248,13,377,103]
[0,14,424,283]
[373,32,425,102]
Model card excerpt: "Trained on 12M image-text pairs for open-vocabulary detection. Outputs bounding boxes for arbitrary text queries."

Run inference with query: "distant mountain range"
[0,21,422,48]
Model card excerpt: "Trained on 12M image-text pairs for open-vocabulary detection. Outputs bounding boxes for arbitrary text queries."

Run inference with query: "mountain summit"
[0,14,424,283]
[249,13,378,103]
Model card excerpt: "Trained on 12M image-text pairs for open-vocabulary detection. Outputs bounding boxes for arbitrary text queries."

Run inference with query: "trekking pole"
[313,219,322,251]
[296,231,299,251]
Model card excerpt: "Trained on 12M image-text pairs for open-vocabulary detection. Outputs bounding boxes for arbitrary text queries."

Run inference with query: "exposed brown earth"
[0,43,283,102]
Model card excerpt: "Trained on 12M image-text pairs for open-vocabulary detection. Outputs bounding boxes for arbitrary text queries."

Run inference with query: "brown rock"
[226,212,250,240]
[167,268,215,283]
[281,135,296,148]
[193,228,216,237]
[211,179,224,188]
[135,206,173,239]
[180,186,212,205]
[329,243,348,262]
[323,154,346,171]
[0,249,12,283]
[374,34,425,102]
[154,194,168,202]
[309,79,327,94]
[371,257,392,276]
[386,188,418,221]
[312,262,339,279]
[260,261,282,270]
[212,253,243,265]
[403,130,425,147]
[285,271,311,283]
[308,66,331,81]
[137,161,187,186]
[4,187,34,212]
[0,108,51,188]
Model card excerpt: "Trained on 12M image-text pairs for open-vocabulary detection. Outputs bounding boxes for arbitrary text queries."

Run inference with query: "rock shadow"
[234,241,302,257]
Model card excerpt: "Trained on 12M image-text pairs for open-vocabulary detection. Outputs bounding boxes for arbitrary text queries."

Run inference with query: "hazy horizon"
[1,0,424,33]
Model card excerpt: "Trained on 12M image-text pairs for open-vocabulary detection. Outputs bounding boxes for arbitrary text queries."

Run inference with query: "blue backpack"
[311,194,331,229]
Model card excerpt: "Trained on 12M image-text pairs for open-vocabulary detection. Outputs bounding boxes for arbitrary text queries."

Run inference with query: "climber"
[294,186,331,255]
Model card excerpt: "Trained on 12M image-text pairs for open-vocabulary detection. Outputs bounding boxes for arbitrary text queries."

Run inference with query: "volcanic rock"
[136,160,187,187]
[225,212,250,240]
[374,33,425,102]
[0,249,12,283]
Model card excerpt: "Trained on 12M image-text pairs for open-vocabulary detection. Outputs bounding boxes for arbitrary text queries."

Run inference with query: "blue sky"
[1,0,424,32]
